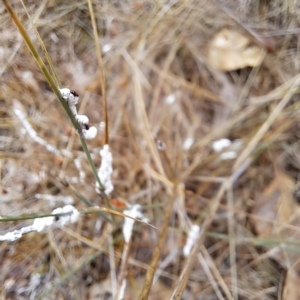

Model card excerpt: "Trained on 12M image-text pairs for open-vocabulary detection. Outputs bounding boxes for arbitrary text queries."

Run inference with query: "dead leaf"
[110,198,127,209]
[251,170,300,268]
[251,169,296,239]
[206,29,264,71]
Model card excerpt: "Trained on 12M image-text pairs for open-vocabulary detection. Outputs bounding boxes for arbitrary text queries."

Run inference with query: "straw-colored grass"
[1,1,300,299]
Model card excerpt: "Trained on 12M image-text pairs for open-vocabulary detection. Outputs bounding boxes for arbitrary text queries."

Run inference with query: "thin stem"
[87,0,109,145]
[0,212,72,222]
[71,189,112,223]
[138,183,178,300]
[171,181,228,299]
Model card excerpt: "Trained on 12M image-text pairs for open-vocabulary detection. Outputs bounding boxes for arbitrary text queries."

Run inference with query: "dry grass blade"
[227,184,238,300]
[19,0,61,87]
[86,0,109,145]
[132,65,166,178]
[233,74,300,171]
[84,207,157,229]
[138,183,178,299]
[200,245,234,300]
[197,251,226,300]
[144,60,222,103]
[2,1,74,125]
[171,181,228,299]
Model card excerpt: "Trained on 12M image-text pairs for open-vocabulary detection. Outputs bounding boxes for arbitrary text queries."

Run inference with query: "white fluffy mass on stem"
[96,144,114,194]
[0,205,80,242]
[212,138,231,152]
[59,88,97,139]
[122,205,148,243]
[212,138,243,160]
[183,225,201,257]
[14,105,67,157]
[118,279,127,300]
[35,194,74,207]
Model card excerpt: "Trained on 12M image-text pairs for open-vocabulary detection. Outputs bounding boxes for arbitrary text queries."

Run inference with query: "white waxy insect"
[59,88,97,140]
[59,88,78,106]
[82,126,97,139]
[76,115,89,125]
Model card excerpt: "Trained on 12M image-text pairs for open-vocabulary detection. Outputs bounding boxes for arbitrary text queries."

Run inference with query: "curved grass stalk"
[3,0,105,198]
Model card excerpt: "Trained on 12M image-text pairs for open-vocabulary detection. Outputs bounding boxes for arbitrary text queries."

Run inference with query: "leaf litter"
[1,1,300,299]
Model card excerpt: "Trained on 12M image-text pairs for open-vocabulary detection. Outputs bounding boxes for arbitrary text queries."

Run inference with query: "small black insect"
[70,90,79,97]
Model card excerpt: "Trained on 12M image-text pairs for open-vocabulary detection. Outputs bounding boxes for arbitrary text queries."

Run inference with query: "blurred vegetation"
[1,1,300,299]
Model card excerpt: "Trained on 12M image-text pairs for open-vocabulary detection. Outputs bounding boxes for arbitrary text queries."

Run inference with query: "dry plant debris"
[251,169,297,240]
[1,0,300,299]
[282,261,300,300]
[206,28,264,71]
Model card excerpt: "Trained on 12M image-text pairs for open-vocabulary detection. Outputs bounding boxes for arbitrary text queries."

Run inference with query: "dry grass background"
[1,0,300,299]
